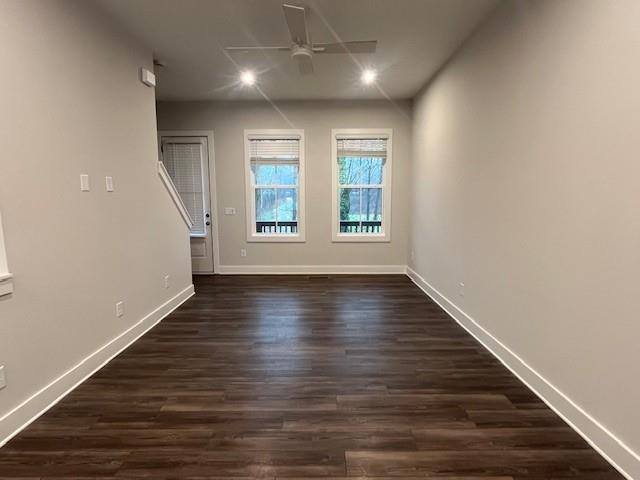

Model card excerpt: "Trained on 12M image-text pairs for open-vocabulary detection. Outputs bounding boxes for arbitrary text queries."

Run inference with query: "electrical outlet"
[164,275,170,289]
[115,301,124,317]
[410,250,415,261]
[0,366,6,390]
[240,248,247,257]
[224,207,236,215]
[105,176,114,192]
[458,282,465,297]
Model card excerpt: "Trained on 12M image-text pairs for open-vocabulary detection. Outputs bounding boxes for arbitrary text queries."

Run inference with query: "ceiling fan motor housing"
[291,44,313,60]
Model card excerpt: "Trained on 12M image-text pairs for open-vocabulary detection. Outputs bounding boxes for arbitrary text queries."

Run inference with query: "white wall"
[0,0,193,443]
[157,100,412,271]
[409,0,640,477]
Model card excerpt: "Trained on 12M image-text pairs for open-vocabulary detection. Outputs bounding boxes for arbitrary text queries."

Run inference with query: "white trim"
[157,161,194,230]
[246,235,306,243]
[217,264,406,275]
[0,284,195,447]
[244,129,306,243]
[331,128,392,243]
[0,276,12,297]
[159,130,221,274]
[332,233,390,243]
[405,266,639,480]
[0,213,12,297]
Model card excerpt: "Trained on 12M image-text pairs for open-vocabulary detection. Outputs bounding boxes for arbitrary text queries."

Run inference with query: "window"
[160,137,210,237]
[245,130,305,242]
[332,129,392,242]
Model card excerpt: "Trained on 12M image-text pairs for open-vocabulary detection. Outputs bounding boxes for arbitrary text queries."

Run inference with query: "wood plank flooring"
[0,275,623,479]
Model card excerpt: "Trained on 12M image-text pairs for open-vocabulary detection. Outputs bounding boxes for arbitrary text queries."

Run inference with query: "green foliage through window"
[338,156,384,233]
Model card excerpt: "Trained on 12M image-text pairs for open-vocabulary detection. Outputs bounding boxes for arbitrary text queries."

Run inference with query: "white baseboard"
[0,284,195,447]
[405,266,638,480]
[217,264,407,275]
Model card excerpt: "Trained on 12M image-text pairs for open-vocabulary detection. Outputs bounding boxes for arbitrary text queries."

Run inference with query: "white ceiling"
[96,0,499,101]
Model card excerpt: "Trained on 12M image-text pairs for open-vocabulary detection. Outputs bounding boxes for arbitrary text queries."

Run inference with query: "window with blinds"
[161,140,207,236]
[337,136,387,234]
[247,133,303,238]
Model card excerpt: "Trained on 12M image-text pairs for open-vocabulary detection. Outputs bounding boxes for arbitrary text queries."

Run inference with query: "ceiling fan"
[224,3,377,75]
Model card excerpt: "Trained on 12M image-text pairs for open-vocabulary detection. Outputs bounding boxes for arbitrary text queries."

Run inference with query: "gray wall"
[0,0,192,439]
[410,0,640,476]
[157,100,411,269]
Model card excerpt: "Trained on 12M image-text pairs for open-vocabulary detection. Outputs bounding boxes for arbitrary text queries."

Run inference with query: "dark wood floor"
[0,275,623,479]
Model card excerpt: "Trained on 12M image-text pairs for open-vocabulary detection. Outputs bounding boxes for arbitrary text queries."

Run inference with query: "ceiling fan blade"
[283,4,309,45]
[296,55,314,75]
[313,40,377,54]
[225,46,290,52]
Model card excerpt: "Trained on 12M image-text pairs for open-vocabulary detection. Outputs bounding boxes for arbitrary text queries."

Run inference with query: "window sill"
[0,273,13,297]
[247,234,306,243]
[332,234,390,243]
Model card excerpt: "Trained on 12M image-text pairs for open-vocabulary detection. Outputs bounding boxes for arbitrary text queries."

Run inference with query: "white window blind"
[249,138,300,164]
[336,137,387,159]
[161,142,206,235]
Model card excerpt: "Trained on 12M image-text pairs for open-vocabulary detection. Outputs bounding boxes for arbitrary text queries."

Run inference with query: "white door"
[159,134,215,273]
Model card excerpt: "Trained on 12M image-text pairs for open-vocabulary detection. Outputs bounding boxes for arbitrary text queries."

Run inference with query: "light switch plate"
[80,174,90,192]
[0,366,6,390]
[105,176,114,192]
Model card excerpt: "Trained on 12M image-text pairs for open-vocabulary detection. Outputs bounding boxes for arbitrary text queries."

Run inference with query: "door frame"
[158,130,220,274]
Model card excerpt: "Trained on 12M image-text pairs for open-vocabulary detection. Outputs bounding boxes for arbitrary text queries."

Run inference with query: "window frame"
[331,128,392,243]
[244,129,306,242]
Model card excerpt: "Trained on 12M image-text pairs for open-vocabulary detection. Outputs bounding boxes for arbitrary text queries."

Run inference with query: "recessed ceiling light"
[240,70,256,86]
[361,69,377,85]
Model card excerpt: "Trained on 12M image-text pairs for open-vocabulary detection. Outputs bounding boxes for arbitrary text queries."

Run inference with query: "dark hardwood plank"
[0,275,623,478]
[346,449,615,476]
[412,427,590,450]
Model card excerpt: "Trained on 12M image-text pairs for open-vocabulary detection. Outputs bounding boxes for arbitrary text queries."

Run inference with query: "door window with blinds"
[160,137,210,237]
[245,130,305,242]
[331,129,392,242]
